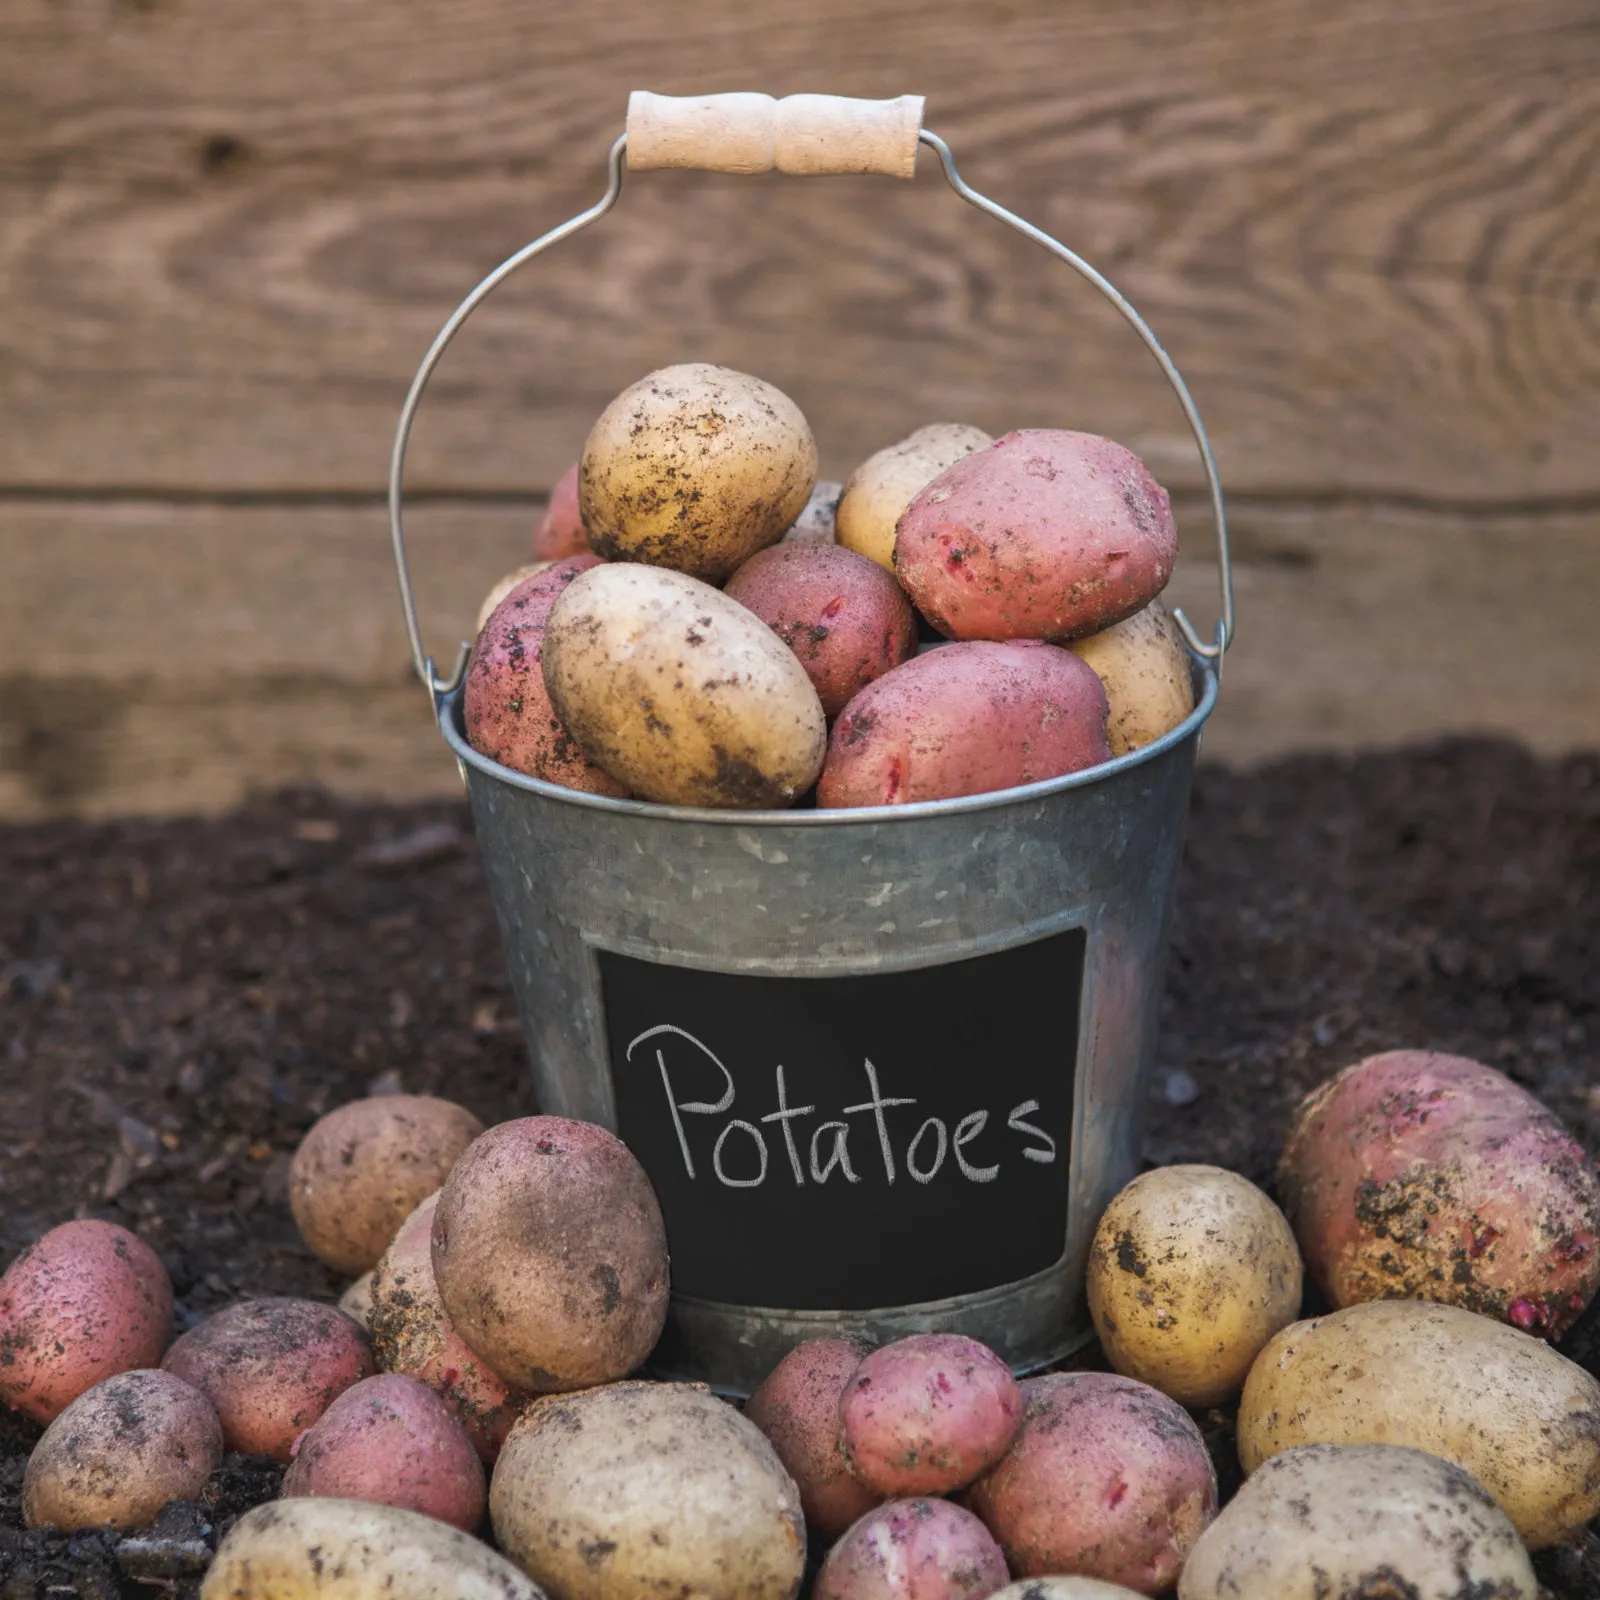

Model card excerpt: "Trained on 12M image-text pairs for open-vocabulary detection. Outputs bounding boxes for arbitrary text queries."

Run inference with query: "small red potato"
[0,1219,173,1423]
[725,543,918,718]
[744,1337,882,1537]
[839,1333,1021,1496]
[162,1298,374,1462]
[289,1094,485,1277]
[895,430,1177,643]
[814,1498,1009,1600]
[23,1369,222,1532]
[282,1372,486,1532]
[1278,1049,1600,1338]
[818,642,1110,808]
[968,1372,1217,1596]
[532,461,588,559]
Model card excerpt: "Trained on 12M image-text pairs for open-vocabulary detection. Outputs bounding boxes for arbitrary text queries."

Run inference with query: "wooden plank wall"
[2,0,1597,819]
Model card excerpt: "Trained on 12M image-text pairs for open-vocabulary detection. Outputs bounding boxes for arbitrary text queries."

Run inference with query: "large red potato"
[894,431,1177,643]
[1278,1049,1600,1338]
[532,462,588,559]
[813,1498,1009,1600]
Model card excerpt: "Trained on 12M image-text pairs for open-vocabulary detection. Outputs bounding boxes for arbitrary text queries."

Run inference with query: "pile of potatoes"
[464,363,1198,811]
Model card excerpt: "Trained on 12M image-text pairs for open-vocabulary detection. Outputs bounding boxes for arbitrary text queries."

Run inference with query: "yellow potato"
[475,561,550,634]
[836,423,992,572]
[1067,601,1195,756]
[1086,1163,1302,1408]
[1237,1298,1600,1548]
[541,563,827,808]
[580,363,816,584]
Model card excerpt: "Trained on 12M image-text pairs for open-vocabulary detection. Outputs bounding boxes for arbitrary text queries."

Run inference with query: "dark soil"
[1,739,1598,1597]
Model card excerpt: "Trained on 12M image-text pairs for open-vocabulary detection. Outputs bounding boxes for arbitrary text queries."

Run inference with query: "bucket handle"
[388,94,1234,703]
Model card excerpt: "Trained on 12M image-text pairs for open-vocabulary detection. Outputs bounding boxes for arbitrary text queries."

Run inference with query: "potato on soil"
[1066,600,1195,756]
[895,430,1177,643]
[1236,1297,1600,1549]
[542,563,827,808]
[817,641,1109,808]
[1179,1442,1537,1600]
[725,543,918,718]
[161,1297,374,1462]
[1085,1163,1302,1408]
[289,1094,486,1277]
[814,1498,1008,1600]
[836,424,993,572]
[0,1218,173,1423]
[783,478,843,544]
[23,1368,222,1533]
[431,1116,669,1394]
[1277,1048,1600,1337]
[532,461,588,559]
[580,363,817,584]
[476,561,550,634]
[490,1380,805,1600]
[967,1371,1217,1595]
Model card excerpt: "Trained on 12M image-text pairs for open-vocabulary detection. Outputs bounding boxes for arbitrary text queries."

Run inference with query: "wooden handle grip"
[626,92,924,179]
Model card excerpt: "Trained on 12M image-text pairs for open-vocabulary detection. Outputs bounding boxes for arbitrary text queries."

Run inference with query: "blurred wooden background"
[2,0,1597,820]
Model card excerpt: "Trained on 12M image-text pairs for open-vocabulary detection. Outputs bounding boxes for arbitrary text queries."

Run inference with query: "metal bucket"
[388,94,1234,1396]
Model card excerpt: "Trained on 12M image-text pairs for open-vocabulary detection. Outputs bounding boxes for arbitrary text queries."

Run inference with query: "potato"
[432,1116,669,1393]
[1278,1049,1600,1337]
[836,424,993,572]
[201,1496,544,1600]
[532,460,588,559]
[339,1271,376,1332]
[290,1094,486,1277]
[542,563,828,808]
[475,561,550,634]
[23,1368,222,1532]
[162,1298,375,1462]
[744,1337,882,1537]
[724,543,918,718]
[369,1191,527,1463]
[1066,601,1195,756]
[838,1333,1021,1496]
[895,430,1177,643]
[1236,1297,1600,1548]
[1085,1163,1302,1408]
[580,363,817,583]
[782,478,843,544]
[967,1372,1217,1595]
[1179,1443,1537,1600]
[989,1584,1148,1600]
[814,1499,1008,1600]
[490,1380,806,1600]
[0,1218,173,1423]
[817,642,1110,808]
[282,1372,486,1532]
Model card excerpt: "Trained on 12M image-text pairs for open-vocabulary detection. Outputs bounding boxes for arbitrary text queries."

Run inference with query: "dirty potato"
[1067,600,1196,756]
[836,424,992,572]
[475,561,551,634]
[989,1584,1149,1600]
[814,1498,1008,1600]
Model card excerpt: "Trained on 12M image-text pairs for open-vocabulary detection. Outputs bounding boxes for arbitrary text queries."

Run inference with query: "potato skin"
[476,561,551,634]
[23,1369,222,1532]
[161,1298,375,1463]
[432,1117,669,1394]
[967,1372,1217,1595]
[490,1380,806,1600]
[0,1219,173,1423]
[725,543,918,719]
[837,424,993,572]
[782,478,843,544]
[895,430,1177,642]
[580,363,817,583]
[289,1095,486,1277]
[1086,1164,1302,1408]
[338,1272,376,1332]
[1277,1049,1600,1337]
[1236,1298,1600,1549]
[814,1498,1008,1600]
[818,642,1110,808]
[1067,601,1195,756]
[990,1583,1148,1600]
[542,563,828,808]
[532,461,588,559]
[1178,1443,1536,1600]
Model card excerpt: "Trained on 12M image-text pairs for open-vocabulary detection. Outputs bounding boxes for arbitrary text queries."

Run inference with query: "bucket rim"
[441,654,1218,828]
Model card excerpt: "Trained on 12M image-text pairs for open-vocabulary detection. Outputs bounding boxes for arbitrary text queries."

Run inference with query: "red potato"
[1278,1049,1600,1338]
[282,1372,487,1532]
[0,1219,173,1423]
[895,431,1177,643]
[744,1337,882,1537]
[532,462,588,559]
[725,543,918,718]
[818,642,1110,808]
[968,1372,1217,1596]
[162,1298,374,1462]
[814,1498,1009,1600]
[839,1334,1021,1497]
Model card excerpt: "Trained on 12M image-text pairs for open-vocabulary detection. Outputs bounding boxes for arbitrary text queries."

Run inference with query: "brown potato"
[532,461,588,559]
[836,424,992,572]
[1067,600,1196,756]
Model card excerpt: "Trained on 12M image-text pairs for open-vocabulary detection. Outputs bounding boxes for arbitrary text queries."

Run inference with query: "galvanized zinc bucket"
[388,93,1234,1396]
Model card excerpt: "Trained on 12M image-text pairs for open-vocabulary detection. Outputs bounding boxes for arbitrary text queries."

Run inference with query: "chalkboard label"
[600,928,1083,1311]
